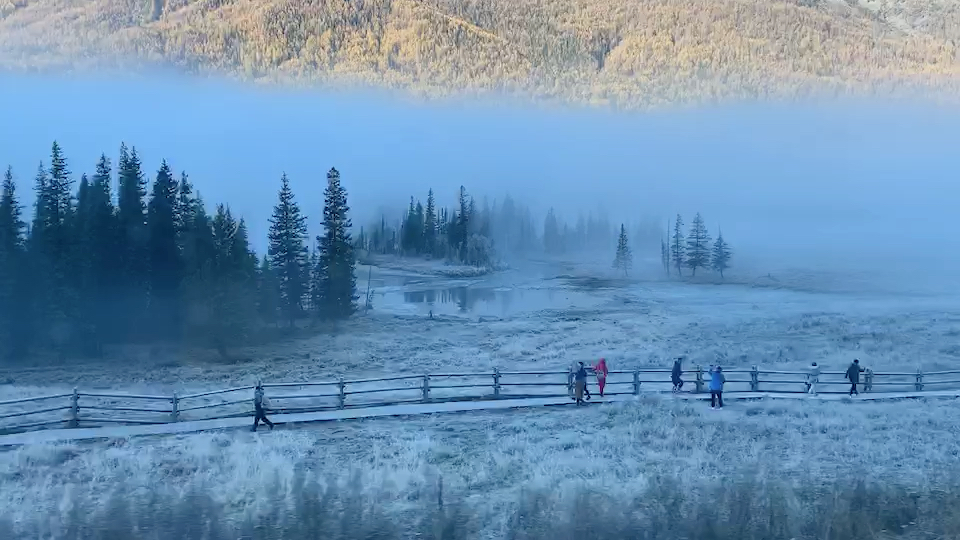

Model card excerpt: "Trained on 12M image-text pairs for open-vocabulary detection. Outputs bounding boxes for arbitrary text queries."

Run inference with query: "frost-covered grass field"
[2,255,960,538]
[4,395,960,538]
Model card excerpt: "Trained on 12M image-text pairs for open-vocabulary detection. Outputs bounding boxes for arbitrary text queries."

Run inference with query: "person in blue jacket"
[709,366,726,409]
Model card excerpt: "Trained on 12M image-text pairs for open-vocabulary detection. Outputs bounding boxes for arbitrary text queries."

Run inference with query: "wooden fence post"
[916,368,924,392]
[70,387,79,428]
[493,368,501,398]
[750,366,760,392]
[864,369,873,393]
[422,375,430,402]
[171,392,179,423]
[695,366,704,394]
[633,369,640,395]
[338,377,346,409]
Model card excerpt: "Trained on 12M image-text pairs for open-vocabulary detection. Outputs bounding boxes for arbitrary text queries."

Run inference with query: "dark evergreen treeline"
[0,142,358,361]
[358,191,663,267]
[358,187,538,267]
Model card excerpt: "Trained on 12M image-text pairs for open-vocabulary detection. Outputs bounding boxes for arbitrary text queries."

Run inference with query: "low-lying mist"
[1,73,958,281]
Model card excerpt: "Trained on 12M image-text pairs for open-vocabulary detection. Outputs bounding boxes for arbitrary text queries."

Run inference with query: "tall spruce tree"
[0,167,26,358]
[147,160,182,337]
[204,206,258,356]
[711,229,732,278]
[82,155,119,351]
[316,167,357,320]
[267,173,308,327]
[685,212,712,276]
[116,144,149,339]
[423,189,437,256]
[613,224,632,277]
[671,214,685,277]
[40,142,76,352]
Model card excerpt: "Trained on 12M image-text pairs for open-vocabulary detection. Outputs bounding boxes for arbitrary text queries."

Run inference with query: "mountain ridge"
[1,0,959,108]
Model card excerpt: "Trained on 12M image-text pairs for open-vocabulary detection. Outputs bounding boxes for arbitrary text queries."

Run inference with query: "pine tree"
[267,173,308,327]
[671,214,685,277]
[147,160,182,336]
[712,229,732,278]
[0,167,26,358]
[35,142,76,353]
[423,189,437,256]
[543,208,561,254]
[116,143,149,339]
[317,167,358,320]
[685,212,712,276]
[206,206,258,356]
[82,155,119,351]
[661,238,670,275]
[613,224,632,277]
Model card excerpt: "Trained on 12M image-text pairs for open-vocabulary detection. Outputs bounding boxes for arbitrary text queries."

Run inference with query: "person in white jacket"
[805,362,820,395]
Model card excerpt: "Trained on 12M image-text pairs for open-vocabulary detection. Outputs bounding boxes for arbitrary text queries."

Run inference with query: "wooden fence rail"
[3,366,960,435]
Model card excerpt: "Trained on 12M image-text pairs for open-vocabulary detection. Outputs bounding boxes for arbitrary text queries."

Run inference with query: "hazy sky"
[1,73,958,270]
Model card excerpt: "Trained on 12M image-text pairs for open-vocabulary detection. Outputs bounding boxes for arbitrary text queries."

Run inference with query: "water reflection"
[400,286,573,315]
[404,287,498,313]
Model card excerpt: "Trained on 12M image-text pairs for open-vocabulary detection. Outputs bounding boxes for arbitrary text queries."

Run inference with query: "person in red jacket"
[594,358,609,397]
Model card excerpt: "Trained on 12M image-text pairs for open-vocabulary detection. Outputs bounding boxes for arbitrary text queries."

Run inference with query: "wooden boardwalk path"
[2,389,958,447]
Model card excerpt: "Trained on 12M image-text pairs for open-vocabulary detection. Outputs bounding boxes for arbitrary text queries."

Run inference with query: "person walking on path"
[252,383,274,431]
[846,359,865,396]
[594,358,609,397]
[671,358,684,392]
[806,362,821,395]
[709,366,726,409]
[574,362,589,406]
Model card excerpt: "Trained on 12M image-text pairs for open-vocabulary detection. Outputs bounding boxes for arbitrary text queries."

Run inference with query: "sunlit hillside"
[1,0,959,108]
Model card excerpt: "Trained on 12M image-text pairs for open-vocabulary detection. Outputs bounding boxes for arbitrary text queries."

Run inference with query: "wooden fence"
[2,366,960,435]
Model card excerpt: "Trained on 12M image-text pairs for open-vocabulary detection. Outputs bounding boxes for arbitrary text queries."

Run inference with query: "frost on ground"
[1,256,960,536]
[2,395,960,538]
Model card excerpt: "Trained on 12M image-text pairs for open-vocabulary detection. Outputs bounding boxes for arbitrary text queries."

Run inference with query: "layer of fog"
[1,73,958,287]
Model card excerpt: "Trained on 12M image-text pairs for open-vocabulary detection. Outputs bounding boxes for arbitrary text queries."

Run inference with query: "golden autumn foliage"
[1,0,959,108]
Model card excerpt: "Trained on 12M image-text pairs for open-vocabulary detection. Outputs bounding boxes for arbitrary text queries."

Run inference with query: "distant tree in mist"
[685,212,712,276]
[671,214,685,276]
[613,224,632,277]
[543,208,562,255]
[423,189,437,256]
[661,237,670,275]
[712,229,732,278]
[267,173,308,327]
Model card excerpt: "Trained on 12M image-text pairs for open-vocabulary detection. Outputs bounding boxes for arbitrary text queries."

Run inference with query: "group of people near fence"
[250,357,873,430]
[804,358,865,396]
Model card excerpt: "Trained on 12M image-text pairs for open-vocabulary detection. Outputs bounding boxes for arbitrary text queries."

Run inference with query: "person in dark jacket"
[671,358,684,392]
[709,366,726,409]
[574,362,589,405]
[252,384,274,431]
[845,359,865,396]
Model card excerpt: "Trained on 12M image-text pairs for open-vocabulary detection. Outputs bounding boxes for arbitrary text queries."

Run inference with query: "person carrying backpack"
[845,359,865,396]
[252,383,274,431]
[709,366,725,409]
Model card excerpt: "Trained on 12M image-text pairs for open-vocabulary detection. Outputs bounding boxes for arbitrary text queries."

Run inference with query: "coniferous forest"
[0,142,732,363]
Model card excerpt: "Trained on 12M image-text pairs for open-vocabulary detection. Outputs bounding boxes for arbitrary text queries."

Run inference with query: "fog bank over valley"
[1,74,958,288]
